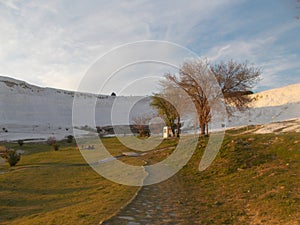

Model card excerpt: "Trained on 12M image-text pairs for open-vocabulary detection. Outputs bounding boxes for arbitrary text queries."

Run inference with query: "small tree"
[151,81,190,137]
[131,114,152,137]
[151,95,177,137]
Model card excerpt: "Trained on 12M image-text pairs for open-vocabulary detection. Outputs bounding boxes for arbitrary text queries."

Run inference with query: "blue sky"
[0,0,299,95]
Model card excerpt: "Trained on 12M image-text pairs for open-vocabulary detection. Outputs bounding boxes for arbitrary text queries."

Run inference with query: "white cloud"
[0,0,299,94]
[0,0,19,10]
[205,20,300,90]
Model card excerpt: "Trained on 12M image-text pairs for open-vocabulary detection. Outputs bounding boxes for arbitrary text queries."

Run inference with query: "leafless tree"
[167,59,261,135]
[166,59,213,135]
[210,60,261,115]
[131,114,153,137]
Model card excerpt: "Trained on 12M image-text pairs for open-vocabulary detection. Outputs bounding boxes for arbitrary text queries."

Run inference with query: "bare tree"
[166,59,213,135]
[167,59,261,135]
[131,114,153,137]
[210,60,261,115]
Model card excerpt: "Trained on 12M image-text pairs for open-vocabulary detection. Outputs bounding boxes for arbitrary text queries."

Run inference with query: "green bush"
[17,139,24,146]
[66,135,74,143]
[1,149,21,167]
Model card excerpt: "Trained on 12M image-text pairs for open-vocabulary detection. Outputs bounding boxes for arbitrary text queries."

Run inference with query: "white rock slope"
[227,83,300,128]
[0,76,153,141]
[0,76,299,141]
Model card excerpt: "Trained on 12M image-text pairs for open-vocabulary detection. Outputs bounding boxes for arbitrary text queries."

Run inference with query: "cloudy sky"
[0,0,299,95]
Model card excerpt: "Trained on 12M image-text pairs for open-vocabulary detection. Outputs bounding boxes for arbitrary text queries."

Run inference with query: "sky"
[0,0,300,95]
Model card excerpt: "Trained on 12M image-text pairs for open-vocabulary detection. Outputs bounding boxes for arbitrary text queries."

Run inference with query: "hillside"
[1,130,299,224]
[227,83,300,129]
[251,84,300,107]
[104,131,300,224]
[0,76,299,141]
[0,76,153,141]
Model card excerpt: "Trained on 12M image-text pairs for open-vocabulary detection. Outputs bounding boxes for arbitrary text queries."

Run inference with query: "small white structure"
[163,126,172,139]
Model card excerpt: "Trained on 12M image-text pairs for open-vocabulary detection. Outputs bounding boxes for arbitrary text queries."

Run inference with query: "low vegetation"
[137,131,300,224]
[0,148,21,167]
[0,129,299,224]
[0,140,139,225]
[179,131,300,224]
[17,140,24,146]
[66,135,74,143]
[46,136,60,151]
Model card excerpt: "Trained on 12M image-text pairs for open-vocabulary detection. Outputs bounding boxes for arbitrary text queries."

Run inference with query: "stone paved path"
[102,174,197,225]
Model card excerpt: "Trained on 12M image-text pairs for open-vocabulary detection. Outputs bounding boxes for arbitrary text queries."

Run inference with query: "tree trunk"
[171,126,176,137]
[176,116,181,137]
[206,122,209,136]
[200,123,206,136]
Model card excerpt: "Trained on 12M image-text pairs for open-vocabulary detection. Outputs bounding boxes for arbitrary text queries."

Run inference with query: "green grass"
[1,131,300,224]
[176,132,300,224]
[0,140,139,225]
[130,132,300,224]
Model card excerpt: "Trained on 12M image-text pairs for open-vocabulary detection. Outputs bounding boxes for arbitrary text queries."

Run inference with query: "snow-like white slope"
[0,76,154,141]
[254,118,300,134]
[227,83,300,128]
[0,76,299,141]
[250,83,300,107]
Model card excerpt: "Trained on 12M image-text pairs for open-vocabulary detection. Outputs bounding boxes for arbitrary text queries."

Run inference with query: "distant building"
[163,126,172,139]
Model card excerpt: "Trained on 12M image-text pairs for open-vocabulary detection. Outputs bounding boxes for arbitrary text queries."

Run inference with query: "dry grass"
[1,131,300,224]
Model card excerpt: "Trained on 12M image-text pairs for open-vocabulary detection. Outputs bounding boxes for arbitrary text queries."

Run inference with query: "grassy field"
[130,131,300,224]
[180,131,300,224]
[0,139,140,225]
[0,130,300,224]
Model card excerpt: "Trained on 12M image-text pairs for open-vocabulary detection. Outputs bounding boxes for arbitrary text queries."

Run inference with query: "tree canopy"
[161,59,261,135]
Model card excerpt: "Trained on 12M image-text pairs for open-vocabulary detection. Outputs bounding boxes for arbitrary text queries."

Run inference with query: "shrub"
[1,148,21,167]
[66,135,74,143]
[17,139,24,146]
[53,143,60,151]
[46,137,60,150]
[46,136,56,145]
[131,115,152,138]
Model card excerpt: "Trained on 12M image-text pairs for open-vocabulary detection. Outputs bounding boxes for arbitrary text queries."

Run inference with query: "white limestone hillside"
[250,83,300,107]
[0,76,299,141]
[227,83,300,129]
[0,76,154,141]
